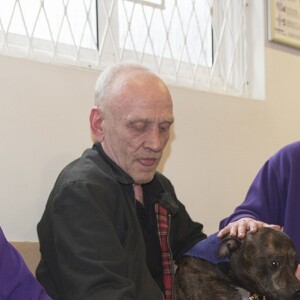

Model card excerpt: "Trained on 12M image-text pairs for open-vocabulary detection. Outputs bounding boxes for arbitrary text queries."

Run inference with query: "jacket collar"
[93,143,134,185]
[143,176,179,216]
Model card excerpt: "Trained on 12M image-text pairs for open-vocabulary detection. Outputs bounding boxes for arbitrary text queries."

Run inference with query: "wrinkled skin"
[175,228,300,300]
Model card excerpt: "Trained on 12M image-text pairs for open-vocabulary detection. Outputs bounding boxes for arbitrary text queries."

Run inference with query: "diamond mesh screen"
[0,0,249,97]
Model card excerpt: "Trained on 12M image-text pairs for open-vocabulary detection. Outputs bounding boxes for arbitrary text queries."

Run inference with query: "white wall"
[0,57,94,240]
[1,41,300,241]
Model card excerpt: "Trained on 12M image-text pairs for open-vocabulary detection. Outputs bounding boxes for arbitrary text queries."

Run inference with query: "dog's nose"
[294,288,300,297]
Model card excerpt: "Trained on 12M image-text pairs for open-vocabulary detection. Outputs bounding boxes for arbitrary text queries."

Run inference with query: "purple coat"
[0,227,51,299]
[220,141,300,263]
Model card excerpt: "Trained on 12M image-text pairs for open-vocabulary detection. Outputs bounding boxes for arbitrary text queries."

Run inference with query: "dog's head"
[217,227,300,300]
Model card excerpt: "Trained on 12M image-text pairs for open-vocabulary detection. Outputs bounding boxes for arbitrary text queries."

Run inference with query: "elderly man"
[36,63,207,300]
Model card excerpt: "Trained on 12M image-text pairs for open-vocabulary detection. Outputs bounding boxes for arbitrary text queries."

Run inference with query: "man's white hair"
[94,62,155,107]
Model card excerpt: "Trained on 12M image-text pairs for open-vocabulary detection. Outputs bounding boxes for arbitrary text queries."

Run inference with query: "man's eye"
[131,123,148,132]
[159,124,171,132]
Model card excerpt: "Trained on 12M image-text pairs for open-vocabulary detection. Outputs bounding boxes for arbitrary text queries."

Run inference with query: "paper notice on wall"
[268,0,300,49]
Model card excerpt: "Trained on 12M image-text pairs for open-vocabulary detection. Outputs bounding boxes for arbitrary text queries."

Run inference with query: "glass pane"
[0,0,98,49]
[118,0,213,67]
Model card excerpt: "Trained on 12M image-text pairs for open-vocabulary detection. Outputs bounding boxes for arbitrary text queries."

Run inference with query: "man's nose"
[144,128,165,151]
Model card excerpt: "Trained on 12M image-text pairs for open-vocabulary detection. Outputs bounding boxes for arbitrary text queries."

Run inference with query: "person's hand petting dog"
[217,217,281,239]
[185,218,281,265]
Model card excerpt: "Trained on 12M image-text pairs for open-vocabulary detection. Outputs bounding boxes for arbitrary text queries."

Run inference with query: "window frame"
[0,0,265,99]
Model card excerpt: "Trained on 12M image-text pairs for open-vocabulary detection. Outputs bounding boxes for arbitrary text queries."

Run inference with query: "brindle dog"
[174,227,300,300]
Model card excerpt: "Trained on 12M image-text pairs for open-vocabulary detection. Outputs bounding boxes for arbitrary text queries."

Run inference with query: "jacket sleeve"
[0,227,51,300]
[159,177,207,261]
[184,232,228,264]
[43,181,138,300]
[39,180,165,300]
[170,199,207,261]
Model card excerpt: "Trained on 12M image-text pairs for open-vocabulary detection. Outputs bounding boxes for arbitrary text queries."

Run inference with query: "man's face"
[101,71,174,184]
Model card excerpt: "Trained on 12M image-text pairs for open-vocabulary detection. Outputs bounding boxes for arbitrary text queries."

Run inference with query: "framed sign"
[268,0,300,49]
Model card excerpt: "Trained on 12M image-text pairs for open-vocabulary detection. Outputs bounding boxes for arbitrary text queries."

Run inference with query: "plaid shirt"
[155,203,173,300]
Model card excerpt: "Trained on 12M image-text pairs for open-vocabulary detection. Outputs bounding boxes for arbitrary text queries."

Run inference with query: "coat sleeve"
[0,227,51,300]
[38,181,163,300]
[171,201,207,261]
[184,232,228,264]
[44,181,137,300]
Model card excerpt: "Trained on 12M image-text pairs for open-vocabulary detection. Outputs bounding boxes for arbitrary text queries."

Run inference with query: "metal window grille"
[0,0,250,97]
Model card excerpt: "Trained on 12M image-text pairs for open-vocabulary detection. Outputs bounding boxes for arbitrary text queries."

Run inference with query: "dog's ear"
[217,237,242,258]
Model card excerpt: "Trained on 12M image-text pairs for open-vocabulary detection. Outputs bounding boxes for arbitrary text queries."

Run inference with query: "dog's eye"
[271,261,280,268]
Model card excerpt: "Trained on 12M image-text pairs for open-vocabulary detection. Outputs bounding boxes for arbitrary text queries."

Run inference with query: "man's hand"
[217,217,281,239]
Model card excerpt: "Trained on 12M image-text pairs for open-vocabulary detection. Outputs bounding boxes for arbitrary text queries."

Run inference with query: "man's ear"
[90,107,104,142]
[217,237,242,258]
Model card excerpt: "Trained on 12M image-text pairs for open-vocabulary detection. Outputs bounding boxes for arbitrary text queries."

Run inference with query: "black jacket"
[36,143,206,300]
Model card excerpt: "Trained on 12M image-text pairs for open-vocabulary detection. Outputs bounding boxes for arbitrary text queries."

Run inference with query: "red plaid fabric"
[155,203,173,300]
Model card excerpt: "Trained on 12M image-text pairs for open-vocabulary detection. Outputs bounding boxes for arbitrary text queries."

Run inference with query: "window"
[0,0,97,62]
[0,0,264,99]
[118,0,212,67]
